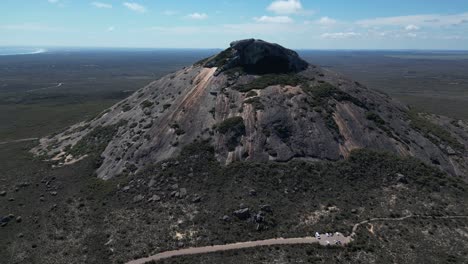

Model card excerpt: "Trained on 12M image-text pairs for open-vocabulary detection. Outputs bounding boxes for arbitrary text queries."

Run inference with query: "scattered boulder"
[260,204,272,213]
[148,178,156,188]
[445,146,457,155]
[233,208,250,220]
[122,186,131,192]
[249,189,257,196]
[396,173,408,184]
[222,215,230,222]
[133,194,144,203]
[16,216,22,223]
[254,212,265,223]
[191,195,201,203]
[50,191,58,196]
[351,209,358,214]
[0,191,6,197]
[179,188,187,198]
[148,195,161,202]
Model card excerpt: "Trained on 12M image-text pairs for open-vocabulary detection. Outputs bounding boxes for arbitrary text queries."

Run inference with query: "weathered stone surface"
[31,39,468,180]
[233,208,251,220]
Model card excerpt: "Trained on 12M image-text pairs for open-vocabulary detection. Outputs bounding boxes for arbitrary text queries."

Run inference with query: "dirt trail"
[126,215,468,264]
[0,138,38,145]
[126,234,350,264]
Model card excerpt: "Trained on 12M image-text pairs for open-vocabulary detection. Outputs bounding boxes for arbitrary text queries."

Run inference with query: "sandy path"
[126,215,468,264]
[126,234,350,264]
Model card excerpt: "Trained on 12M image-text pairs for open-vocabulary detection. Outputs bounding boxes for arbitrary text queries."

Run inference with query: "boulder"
[396,173,408,184]
[133,195,144,203]
[179,188,187,198]
[0,191,6,196]
[260,204,272,213]
[191,195,201,203]
[148,195,161,202]
[233,208,251,220]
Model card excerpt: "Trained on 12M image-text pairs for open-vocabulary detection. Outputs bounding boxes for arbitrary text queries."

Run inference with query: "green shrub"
[366,112,385,125]
[216,117,245,135]
[407,110,463,150]
[244,97,264,110]
[140,100,154,108]
[235,74,308,92]
[216,117,246,151]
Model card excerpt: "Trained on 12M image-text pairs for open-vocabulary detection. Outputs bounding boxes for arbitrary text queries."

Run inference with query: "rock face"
[206,39,308,75]
[31,39,468,180]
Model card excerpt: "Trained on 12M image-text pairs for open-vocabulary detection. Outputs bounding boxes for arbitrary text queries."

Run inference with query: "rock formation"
[32,39,468,180]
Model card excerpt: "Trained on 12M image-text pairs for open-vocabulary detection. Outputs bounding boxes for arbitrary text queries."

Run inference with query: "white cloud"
[321,32,361,39]
[92,2,112,9]
[123,2,146,13]
[357,13,468,27]
[48,0,59,3]
[405,24,420,31]
[254,16,293,24]
[107,26,115,32]
[317,17,337,26]
[267,0,303,15]
[187,13,208,20]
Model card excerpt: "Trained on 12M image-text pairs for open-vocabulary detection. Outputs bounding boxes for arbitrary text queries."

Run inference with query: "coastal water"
[0,47,47,56]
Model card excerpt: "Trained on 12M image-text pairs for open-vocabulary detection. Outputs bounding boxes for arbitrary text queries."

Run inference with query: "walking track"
[126,215,468,264]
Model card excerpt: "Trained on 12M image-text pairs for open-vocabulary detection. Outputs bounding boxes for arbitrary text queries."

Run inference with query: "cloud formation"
[92,2,112,9]
[267,0,303,15]
[254,16,293,24]
[405,24,420,31]
[318,17,337,26]
[187,13,208,20]
[123,2,146,13]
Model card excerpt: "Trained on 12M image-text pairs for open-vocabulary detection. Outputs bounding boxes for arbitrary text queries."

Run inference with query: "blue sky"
[1,0,468,49]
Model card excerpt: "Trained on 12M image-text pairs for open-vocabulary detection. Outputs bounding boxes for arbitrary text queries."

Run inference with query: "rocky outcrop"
[205,39,308,75]
[31,39,468,180]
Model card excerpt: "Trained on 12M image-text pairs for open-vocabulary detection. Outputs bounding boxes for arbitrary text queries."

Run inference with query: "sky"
[1,0,468,49]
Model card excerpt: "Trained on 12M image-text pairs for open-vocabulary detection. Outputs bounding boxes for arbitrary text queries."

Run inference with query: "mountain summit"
[32,39,467,179]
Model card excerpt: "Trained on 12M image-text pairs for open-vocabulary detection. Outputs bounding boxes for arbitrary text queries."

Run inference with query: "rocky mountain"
[32,39,468,179]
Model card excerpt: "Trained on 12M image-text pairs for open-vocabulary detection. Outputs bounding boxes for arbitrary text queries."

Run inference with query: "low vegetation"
[216,117,246,150]
[234,74,308,92]
[243,97,264,110]
[140,100,154,108]
[67,120,127,158]
[407,110,463,150]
